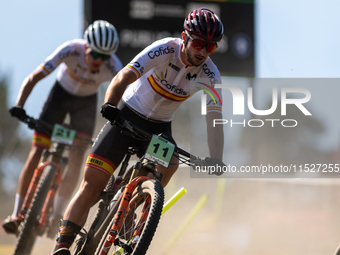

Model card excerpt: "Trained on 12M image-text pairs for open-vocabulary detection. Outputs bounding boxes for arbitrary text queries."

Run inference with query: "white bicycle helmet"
[84,20,119,54]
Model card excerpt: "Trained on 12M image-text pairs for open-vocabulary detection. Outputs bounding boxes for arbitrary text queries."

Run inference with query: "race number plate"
[145,135,175,168]
[51,124,76,145]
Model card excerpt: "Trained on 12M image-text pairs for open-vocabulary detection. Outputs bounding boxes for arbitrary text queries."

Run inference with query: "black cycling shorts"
[86,104,176,176]
[38,81,97,139]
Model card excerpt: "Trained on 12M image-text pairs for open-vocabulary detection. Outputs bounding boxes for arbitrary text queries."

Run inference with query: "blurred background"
[1,0,340,254]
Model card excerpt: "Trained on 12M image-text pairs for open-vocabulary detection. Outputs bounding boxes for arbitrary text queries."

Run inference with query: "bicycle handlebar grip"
[24,115,38,130]
[204,157,226,176]
[9,106,27,121]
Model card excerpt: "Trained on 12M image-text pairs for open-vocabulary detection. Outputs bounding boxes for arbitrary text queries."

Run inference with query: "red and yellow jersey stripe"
[126,64,141,79]
[66,68,93,85]
[147,75,189,102]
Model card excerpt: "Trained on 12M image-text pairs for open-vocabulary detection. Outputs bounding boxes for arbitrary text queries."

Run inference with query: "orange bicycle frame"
[19,161,62,227]
[98,176,150,255]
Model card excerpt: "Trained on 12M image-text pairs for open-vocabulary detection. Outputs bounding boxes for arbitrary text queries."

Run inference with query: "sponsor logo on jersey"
[186,73,197,81]
[154,71,188,96]
[86,153,115,176]
[168,62,180,72]
[147,71,189,102]
[127,61,144,78]
[148,46,174,59]
[59,50,80,60]
[202,63,218,85]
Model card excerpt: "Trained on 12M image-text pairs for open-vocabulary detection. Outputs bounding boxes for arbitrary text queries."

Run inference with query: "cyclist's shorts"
[87,103,176,176]
[32,132,52,149]
[34,81,96,147]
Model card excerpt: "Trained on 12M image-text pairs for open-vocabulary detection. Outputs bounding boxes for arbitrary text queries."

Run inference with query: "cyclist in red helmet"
[52,8,225,255]
[184,8,224,42]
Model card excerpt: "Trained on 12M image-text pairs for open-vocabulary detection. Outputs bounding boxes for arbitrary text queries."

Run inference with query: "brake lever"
[190,157,205,170]
[22,115,37,130]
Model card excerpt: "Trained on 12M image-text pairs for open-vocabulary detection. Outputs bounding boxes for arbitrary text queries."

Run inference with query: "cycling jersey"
[39,39,123,97]
[123,37,222,122]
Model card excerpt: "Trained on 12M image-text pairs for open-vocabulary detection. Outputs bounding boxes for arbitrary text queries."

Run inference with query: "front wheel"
[95,179,164,255]
[14,164,57,255]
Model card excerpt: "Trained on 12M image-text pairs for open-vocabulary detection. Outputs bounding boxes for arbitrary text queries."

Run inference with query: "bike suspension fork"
[37,162,63,229]
[19,159,51,220]
[98,176,150,255]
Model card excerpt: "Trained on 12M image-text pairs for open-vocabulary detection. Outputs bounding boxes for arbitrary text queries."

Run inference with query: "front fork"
[98,175,150,255]
[19,155,65,231]
[37,162,63,230]
[98,159,162,255]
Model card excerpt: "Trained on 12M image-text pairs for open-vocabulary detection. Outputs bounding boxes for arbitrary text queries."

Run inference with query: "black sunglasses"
[90,50,110,61]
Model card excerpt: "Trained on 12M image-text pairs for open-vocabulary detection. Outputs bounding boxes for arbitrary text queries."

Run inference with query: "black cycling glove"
[9,106,26,121]
[205,157,226,176]
[100,102,121,123]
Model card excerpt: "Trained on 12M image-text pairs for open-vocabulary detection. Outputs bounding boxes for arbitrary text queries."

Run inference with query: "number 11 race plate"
[145,135,175,168]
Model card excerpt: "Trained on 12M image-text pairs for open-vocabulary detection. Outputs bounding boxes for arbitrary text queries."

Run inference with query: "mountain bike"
[13,114,92,255]
[69,117,214,255]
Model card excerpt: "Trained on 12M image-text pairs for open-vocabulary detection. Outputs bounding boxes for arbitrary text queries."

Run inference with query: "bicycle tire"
[71,186,123,255]
[14,164,57,255]
[94,179,164,255]
[71,171,130,255]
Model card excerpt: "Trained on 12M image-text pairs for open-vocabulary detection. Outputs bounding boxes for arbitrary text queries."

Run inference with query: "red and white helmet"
[184,8,224,42]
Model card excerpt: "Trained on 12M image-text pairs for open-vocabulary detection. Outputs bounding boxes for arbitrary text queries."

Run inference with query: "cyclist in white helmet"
[2,20,123,236]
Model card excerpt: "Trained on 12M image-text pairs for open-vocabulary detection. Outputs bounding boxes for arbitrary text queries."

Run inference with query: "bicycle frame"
[19,143,68,231]
[74,118,205,255]
[98,175,151,255]
[17,115,90,235]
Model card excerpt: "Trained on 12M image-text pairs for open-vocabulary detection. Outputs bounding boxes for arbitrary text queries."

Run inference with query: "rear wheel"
[95,179,164,255]
[14,164,57,255]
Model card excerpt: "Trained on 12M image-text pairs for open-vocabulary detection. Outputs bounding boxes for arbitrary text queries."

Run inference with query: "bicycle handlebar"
[113,116,228,175]
[21,114,93,145]
[22,114,53,135]
[114,117,205,166]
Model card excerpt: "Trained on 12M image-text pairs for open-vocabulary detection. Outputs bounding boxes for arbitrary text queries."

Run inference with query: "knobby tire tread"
[71,189,121,255]
[94,179,164,255]
[13,164,57,255]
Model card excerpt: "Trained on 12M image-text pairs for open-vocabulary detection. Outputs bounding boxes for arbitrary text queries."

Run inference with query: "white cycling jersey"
[123,37,222,122]
[39,39,123,97]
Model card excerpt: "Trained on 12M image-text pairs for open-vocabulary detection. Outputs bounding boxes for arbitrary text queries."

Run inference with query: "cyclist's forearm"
[104,68,137,106]
[206,111,224,160]
[208,129,224,159]
[16,69,46,107]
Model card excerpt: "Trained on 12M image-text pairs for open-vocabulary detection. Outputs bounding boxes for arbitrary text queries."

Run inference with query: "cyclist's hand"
[9,106,26,121]
[100,102,121,123]
[204,157,226,176]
